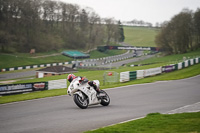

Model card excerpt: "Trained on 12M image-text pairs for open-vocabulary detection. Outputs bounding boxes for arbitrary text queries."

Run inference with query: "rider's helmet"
[67,74,76,83]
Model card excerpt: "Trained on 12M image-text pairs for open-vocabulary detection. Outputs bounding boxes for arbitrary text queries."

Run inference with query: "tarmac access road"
[0,70,35,80]
[0,75,199,133]
[99,54,155,68]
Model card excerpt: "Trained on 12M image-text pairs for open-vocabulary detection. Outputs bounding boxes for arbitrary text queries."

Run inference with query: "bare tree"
[104,18,117,45]
[194,8,200,48]
[155,8,194,54]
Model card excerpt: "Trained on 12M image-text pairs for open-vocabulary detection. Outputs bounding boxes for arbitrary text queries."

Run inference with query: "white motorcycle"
[67,77,110,109]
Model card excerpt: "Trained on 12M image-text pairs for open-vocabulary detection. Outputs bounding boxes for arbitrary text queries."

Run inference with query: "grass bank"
[85,112,200,133]
[124,26,159,47]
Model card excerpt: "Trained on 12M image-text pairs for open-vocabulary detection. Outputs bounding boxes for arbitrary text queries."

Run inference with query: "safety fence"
[120,57,200,82]
[103,71,119,85]
[1,62,71,72]
[0,79,67,95]
[81,50,134,67]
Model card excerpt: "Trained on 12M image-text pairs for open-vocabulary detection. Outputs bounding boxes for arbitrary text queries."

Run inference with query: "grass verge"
[84,112,200,133]
[0,63,200,104]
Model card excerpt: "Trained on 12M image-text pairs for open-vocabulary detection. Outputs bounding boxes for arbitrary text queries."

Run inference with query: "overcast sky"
[58,0,200,25]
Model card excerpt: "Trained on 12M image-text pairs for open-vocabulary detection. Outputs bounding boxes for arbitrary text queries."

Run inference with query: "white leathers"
[67,77,110,109]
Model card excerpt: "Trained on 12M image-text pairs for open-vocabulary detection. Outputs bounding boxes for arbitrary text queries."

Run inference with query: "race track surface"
[0,75,200,133]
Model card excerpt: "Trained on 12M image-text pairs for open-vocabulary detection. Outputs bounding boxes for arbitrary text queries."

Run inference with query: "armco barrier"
[178,62,183,70]
[184,60,189,67]
[120,71,130,82]
[195,58,199,63]
[120,71,137,82]
[1,62,71,72]
[174,64,178,70]
[120,57,200,83]
[130,71,137,80]
[137,70,144,79]
[120,67,162,82]
[190,59,194,65]
[144,67,162,77]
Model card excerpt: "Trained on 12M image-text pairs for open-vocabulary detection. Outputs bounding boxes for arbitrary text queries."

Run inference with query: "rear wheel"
[74,94,88,109]
[100,90,110,106]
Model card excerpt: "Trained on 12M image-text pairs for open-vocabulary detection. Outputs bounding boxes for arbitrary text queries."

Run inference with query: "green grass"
[89,50,126,59]
[0,54,71,69]
[85,112,200,133]
[0,49,126,69]
[124,26,159,47]
[1,63,200,104]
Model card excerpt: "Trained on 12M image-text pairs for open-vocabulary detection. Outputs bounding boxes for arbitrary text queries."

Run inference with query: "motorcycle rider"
[67,74,101,94]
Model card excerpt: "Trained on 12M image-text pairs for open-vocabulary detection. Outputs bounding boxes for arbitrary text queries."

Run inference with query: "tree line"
[155,8,200,55]
[123,19,153,27]
[0,0,125,53]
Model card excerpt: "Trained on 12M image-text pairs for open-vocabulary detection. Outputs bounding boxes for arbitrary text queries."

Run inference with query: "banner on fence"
[32,82,48,91]
[0,82,48,95]
[162,65,174,73]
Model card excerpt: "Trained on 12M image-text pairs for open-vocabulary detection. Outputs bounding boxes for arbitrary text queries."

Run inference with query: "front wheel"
[100,90,110,106]
[74,94,88,109]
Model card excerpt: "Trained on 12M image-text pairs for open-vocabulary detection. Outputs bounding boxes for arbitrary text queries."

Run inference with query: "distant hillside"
[123,26,160,47]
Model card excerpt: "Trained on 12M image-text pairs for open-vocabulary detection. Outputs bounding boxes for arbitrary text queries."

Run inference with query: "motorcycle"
[67,77,110,109]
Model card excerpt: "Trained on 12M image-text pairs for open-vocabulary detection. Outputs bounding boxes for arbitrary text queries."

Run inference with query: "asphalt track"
[0,75,200,133]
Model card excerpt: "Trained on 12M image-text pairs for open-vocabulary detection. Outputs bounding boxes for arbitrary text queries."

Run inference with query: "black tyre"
[74,94,88,109]
[100,90,110,106]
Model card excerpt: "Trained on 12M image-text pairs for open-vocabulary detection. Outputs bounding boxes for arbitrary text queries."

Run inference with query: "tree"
[155,22,173,55]
[194,8,200,48]
[104,18,117,45]
[118,20,125,42]
[0,0,122,53]
[87,10,102,49]
[155,8,194,54]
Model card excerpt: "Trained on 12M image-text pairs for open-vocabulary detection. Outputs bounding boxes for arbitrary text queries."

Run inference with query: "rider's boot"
[96,88,106,98]
[96,89,101,98]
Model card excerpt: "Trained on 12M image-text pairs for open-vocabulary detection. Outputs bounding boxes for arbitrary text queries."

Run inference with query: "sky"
[58,0,200,25]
